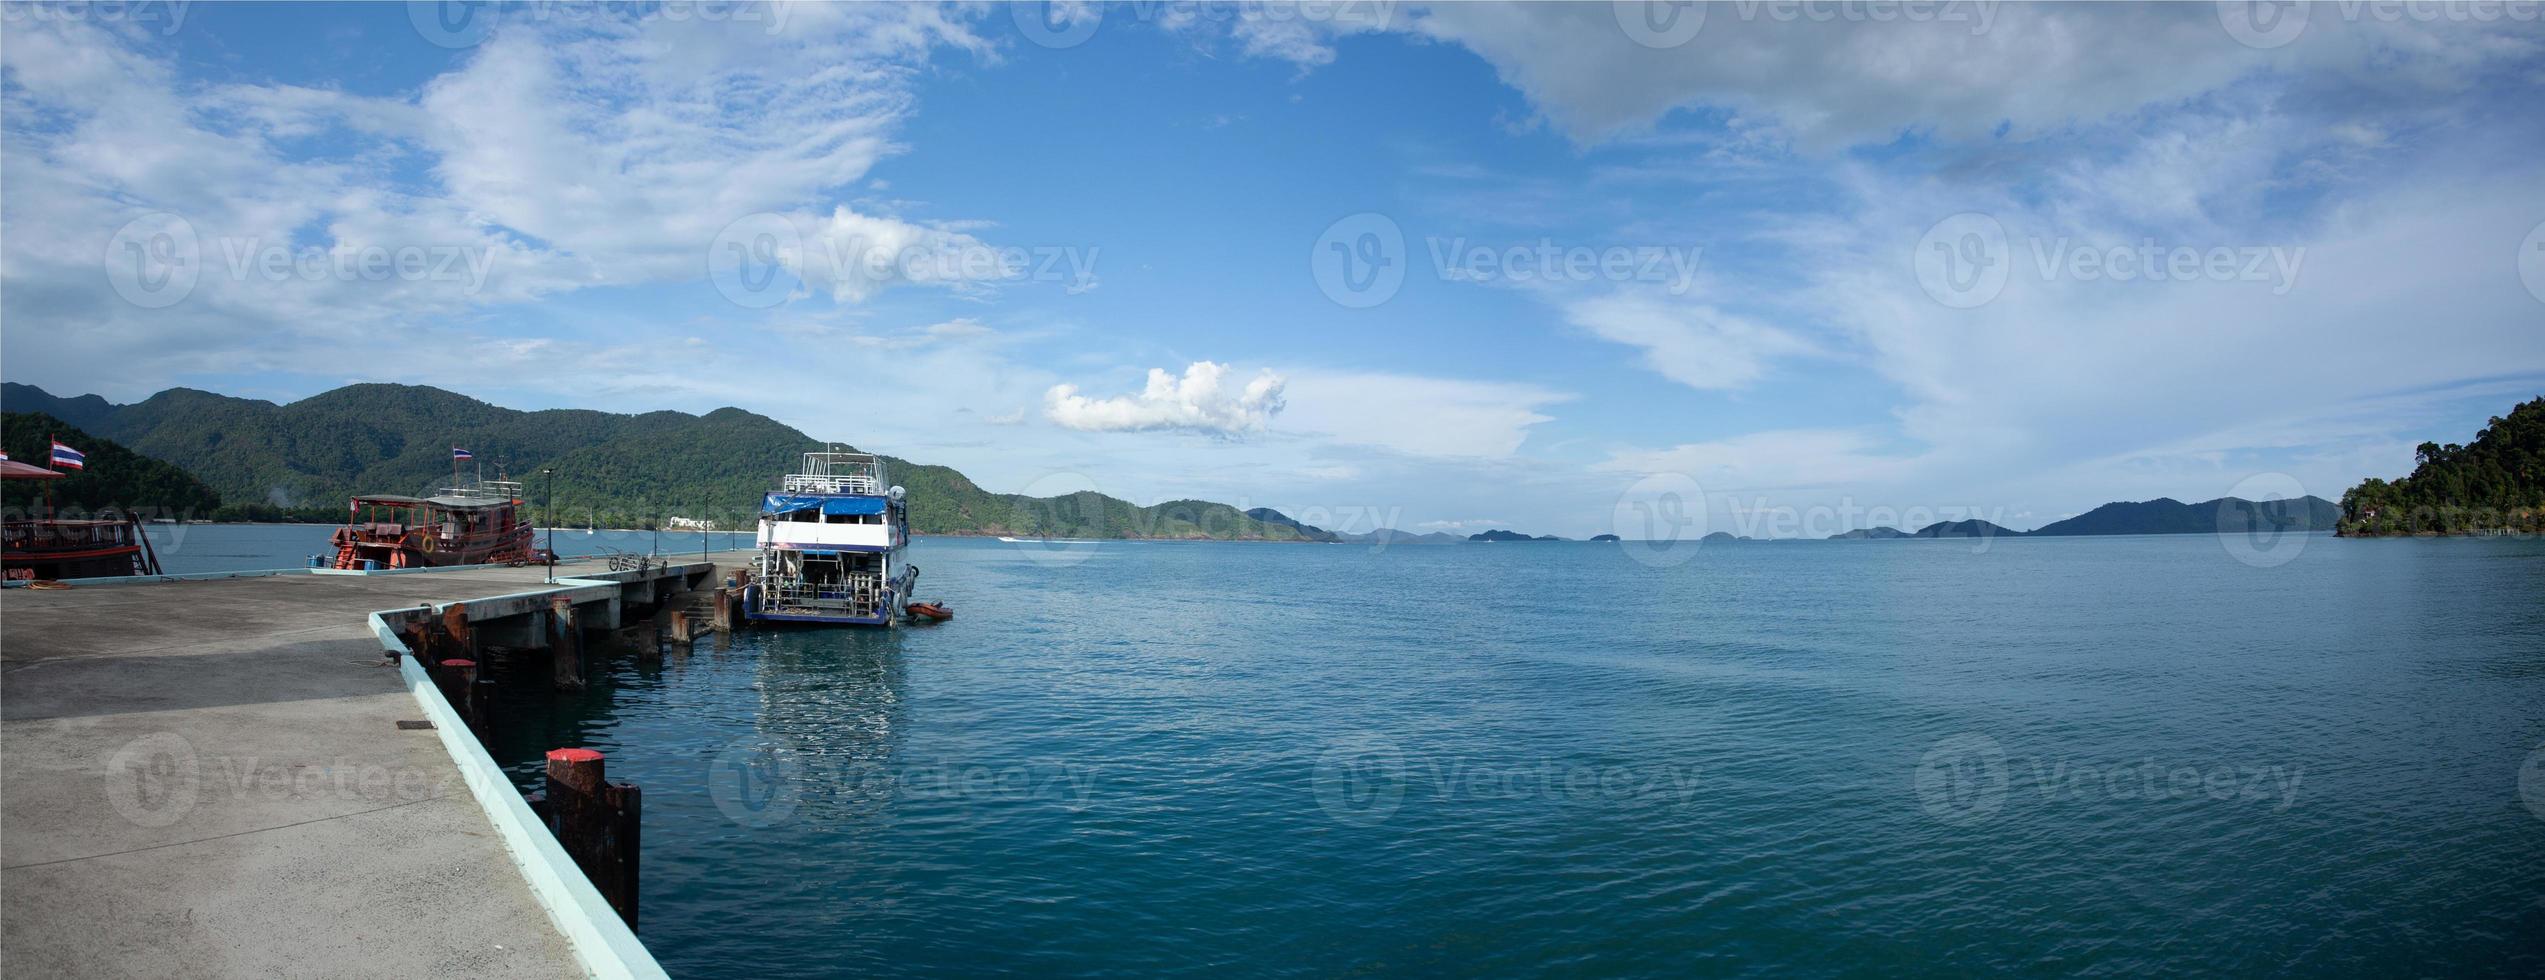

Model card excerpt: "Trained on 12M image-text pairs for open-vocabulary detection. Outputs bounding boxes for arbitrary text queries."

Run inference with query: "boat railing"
[780,452,886,496]
[759,572,885,617]
[1,519,141,553]
[436,479,525,501]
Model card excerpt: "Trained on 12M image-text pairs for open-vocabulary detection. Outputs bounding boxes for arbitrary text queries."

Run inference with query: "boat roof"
[1,459,65,481]
[350,493,511,509]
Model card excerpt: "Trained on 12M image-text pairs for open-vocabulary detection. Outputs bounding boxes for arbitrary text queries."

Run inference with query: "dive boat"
[743,452,918,626]
[327,478,537,570]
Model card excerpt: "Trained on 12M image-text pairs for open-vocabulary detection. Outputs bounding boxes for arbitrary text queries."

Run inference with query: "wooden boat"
[904,601,953,622]
[2,457,162,581]
[328,479,536,570]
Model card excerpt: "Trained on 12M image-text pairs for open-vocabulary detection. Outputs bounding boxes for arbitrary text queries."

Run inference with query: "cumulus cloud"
[1045,362,1288,435]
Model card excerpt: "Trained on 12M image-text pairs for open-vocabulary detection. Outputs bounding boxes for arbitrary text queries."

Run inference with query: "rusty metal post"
[440,603,474,660]
[435,658,478,731]
[544,748,638,929]
[549,596,584,691]
[606,781,641,927]
[712,587,732,632]
[669,610,693,644]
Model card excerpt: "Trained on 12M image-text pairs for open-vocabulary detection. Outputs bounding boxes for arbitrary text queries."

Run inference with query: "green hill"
[0,382,1321,540]
[2028,496,2341,536]
[2338,397,2545,535]
[1,412,222,516]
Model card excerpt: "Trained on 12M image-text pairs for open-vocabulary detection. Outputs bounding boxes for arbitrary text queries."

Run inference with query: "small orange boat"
[904,602,953,622]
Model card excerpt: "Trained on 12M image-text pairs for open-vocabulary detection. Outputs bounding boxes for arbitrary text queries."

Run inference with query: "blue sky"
[4,2,2543,537]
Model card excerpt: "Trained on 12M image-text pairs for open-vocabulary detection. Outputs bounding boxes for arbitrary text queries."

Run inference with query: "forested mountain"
[2028,496,2341,536]
[2339,397,2545,535]
[1,412,222,516]
[0,382,1321,539]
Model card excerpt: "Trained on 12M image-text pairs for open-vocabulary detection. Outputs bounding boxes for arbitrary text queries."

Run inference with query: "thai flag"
[452,447,474,461]
[50,441,85,470]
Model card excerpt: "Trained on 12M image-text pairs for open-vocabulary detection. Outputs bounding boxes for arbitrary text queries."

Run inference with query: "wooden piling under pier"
[0,552,751,978]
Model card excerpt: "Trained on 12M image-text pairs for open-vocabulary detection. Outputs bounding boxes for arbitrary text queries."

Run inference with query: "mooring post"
[712,587,732,632]
[669,610,694,644]
[607,781,642,927]
[549,596,584,691]
[436,659,479,732]
[544,748,639,929]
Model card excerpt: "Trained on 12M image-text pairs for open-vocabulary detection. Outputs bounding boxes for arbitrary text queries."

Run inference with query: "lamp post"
[542,468,556,583]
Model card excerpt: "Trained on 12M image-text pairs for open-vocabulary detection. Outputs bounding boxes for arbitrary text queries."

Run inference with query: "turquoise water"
[173,529,2545,974]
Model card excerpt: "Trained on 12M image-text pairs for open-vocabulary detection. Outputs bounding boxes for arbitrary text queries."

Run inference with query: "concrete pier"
[0,556,737,977]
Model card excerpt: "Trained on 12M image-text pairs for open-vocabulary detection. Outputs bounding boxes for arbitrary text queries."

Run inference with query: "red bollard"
[436,659,478,731]
[544,748,637,928]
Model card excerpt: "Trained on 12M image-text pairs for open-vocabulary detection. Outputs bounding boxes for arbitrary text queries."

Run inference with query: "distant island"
[2338,397,2543,536]
[1822,496,2341,540]
[1470,529,1564,542]
[1588,533,1620,542]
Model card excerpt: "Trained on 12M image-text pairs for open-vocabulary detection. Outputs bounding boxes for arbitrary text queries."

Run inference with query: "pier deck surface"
[0,563,655,978]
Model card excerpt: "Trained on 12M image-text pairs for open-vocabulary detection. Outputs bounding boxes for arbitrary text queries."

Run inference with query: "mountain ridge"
[0,382,1321,540]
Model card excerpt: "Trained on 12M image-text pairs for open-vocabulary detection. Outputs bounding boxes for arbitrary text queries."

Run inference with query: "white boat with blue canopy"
[744,451,917,626]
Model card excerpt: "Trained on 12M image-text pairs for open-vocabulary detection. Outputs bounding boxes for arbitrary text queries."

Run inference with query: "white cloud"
[789,206,1018,303]
[0,7,1001,398]
[1206,3,2540,152]
[1562,291,1817,390]
[1273,370,1571,458]
[1045,361,1288,435]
